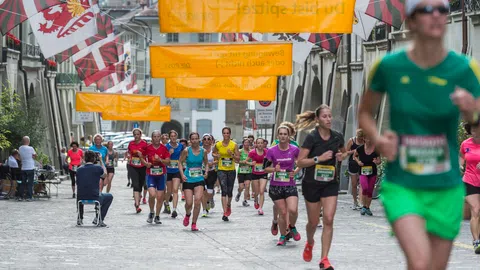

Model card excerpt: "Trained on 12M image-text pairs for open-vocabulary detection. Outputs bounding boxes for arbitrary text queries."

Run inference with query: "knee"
[278,207,287,217]
[194,198,202,205]
[471,205,480,218]
[408,258,430,270]
[323,215,334,227]
[307,218,318,228]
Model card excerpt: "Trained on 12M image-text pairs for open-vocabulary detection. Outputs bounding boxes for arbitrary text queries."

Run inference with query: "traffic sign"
[255,101,276,125]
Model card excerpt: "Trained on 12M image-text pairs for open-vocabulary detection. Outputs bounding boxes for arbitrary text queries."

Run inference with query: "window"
[198,33,211,42]
[197,99,212,110]
[167,33,179,43]
[197,119,212,136]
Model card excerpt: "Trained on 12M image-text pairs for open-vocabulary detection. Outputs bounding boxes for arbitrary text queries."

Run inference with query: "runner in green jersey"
[359,0,480,268]
[235,138,252,207]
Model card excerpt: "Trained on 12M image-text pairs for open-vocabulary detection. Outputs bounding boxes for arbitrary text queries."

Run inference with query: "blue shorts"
[147,175,166,191]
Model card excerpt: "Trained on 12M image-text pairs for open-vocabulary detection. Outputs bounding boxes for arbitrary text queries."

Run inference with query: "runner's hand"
[181,174,187,182]
[146,163,152,168]
[451,87,476,113]
[376,130,398,161]
[335,151,344,161]
[169,149,174,154]
[319,151,333,161]
[252,161,257,166]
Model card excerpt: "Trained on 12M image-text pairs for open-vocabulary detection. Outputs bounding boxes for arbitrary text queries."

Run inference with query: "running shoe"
[202,210,208,217]
[271,221,278,236]
[210,199,215,209]
[474,240,480,254]
[235,193,241,202]
[258,209,264,215]
[242,200,250,207]
[226,205,232,217]
[254,201,260,209]
[276,235,287,246]
[206,201,211,211]
[136,207,142,214]
[191,223,198,231]
[183,214,190,227]
[360,207,366,216]
[165,205,172,214]
[319,257,334,270]
[147,212,154,223]
[289,226,301,241]
[127,182,130,187]
[154,216,162,224]
[285,230,292,241]
[222,215,229,222]
[181,194,185,201]
[352,203,360,210]
[303,241,314,262]
[171,210,178,218]
[365,208,373,216]
[142,198,147,204]
[76,218,83,226]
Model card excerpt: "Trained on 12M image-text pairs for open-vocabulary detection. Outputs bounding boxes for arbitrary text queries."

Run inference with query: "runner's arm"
[297,148,315,168]
[203,151,209,175]
[178,149,188,177]
[233,144,240,163]
[358,90,384,145]
[345,138,354,155]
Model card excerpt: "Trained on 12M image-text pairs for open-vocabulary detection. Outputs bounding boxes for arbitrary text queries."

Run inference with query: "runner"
[179,138,188,201]
[67,141,83,198]
[265,126,301,246]
[248,138,268,215]
[104,141,118,193]
[179,132,208,231]
[166,130,185,218]
[161,133,169,145]
[460,123,480,253]
[358,0,480,267]
[202,133,218,216]
[346,129,365,210]
[296,105,348,269]
[352,135,381,216]
[235,138,252,207]
[127,128,148,213]
[89,134,108,164]
[214,127,240,222]
[142,130,171,224]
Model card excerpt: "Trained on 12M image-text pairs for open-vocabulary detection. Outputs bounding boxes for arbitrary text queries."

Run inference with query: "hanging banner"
[75,92,161,113]
[150,42,292,78]
[101,106,171,122]
[159,0,355,33]
[165,77,277,101]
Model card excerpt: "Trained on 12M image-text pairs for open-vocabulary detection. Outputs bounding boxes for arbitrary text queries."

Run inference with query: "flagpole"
[461,0,468,54]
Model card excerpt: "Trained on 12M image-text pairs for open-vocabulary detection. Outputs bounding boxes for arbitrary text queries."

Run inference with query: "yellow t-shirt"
[215,140,236,171]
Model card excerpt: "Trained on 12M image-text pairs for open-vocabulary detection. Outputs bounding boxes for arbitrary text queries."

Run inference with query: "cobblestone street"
[1,161,478,269]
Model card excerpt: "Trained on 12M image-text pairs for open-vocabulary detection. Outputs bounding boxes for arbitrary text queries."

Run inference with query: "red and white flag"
[267,33,313,64]
[353,0,378,41]
[97,41,136,93]
[25,0,100,58]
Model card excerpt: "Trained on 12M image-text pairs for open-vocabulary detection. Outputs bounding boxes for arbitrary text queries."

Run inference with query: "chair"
[77,199,102,226]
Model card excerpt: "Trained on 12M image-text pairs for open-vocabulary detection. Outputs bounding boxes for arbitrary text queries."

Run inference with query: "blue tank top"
[166,142,184,173]
[185,147,204,183]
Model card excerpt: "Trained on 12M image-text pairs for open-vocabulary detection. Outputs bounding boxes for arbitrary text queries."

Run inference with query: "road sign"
[101,120,112,132]
[255,101,276,125]
[73,110,94,125]
[133,122,139,128]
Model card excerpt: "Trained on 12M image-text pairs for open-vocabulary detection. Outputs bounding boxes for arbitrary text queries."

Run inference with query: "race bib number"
[107,160,114,167]
[254,164,264,173]
[189,167,203,178]
[169,160,179,169]
[221,158,233,167]
[274,171,290,182]
[239,165,252,174]
[400,135,451,175]
[72,165,78,172]
[361,166,373,176]
[151,166,164,176]
[314,165,335,182]
[131,157,141,166]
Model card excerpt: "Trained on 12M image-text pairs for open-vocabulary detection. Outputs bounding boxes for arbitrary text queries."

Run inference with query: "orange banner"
[165,77,277,101]
[101,106,171,122]
[159,0,354,33]
[150,43,292,78]
[75,92,161,114]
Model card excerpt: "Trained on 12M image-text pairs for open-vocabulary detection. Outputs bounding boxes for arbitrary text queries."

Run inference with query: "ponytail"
[295,104,331,131]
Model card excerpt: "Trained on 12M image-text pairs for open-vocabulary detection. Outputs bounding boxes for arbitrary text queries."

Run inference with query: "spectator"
[76,150,113,227]
[18,136,37,201]
[6,149,21,182]
[60,147,68,175]
[85,135,93,148]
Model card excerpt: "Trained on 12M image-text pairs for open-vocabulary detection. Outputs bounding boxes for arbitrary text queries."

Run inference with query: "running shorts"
[205,170,217,191]
[381,181,465,241]
[238,173,252,184]
[147,175,166,191]
[106,167,115,174]
[269,185,298,201]
[465,182,480,196]
[167,172,181,181]
[251,174,268,180]
[183,181,205,190]
[127,165,146,192]
[348,161,360,175]
[302,180,339,203]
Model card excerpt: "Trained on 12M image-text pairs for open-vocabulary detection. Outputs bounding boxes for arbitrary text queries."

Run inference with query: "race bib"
[239,165,252,174]
[314,165,335,182]
[361,166,373,176]
[151,166,164,176]
[72,165,78,172]
[169,160,179,169]
[221,158,233,167]
[189,167,203,178]
[131,157,141,166]
[274,171,290,182]
[254,164,264,173]
[400,135,451,175]
[107,160,114,167]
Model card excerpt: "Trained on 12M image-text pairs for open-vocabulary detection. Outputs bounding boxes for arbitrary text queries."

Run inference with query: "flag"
[353,0,378,41]
[0,0,63,35]
[123,73,138,94]
[220,33,263,42]
[97,41,134,93]
[308,34,343,54]
[55,13,112,63]
[25,0,100,58]
[365,0,406,29]
[72,34,119,86]
[267,33,314,64]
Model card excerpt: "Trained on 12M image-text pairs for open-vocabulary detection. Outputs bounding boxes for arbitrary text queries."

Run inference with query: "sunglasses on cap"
[413,5,449,15]
[203,137,211,141]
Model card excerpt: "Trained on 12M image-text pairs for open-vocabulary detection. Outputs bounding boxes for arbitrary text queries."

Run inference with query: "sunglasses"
[203,137,211,141]
[414,5,449,15]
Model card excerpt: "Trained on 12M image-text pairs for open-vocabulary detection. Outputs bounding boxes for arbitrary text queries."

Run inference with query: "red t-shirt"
[461,138,480,187]
[248,149,267,175]
[128,140,148,168]
[67,149,83,170]
[144,144,170,176]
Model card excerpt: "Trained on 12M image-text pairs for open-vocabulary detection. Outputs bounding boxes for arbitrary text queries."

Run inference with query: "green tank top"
[238,149,252,174]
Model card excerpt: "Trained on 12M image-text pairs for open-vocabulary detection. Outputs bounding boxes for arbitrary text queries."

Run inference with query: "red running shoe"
[319,257,334,270]
[226,206,232,217]
[183,215,190,227]
[191,223,198,231]
[303,242,314,262]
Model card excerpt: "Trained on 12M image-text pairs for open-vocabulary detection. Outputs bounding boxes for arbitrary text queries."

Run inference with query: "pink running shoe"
[191,223,198,231]
[183,215,190,227]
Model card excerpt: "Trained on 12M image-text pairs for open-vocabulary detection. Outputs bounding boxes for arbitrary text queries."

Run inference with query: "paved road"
[1,161,478,269]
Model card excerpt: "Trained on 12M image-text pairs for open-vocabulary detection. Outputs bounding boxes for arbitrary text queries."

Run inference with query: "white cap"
[405,0,449,16]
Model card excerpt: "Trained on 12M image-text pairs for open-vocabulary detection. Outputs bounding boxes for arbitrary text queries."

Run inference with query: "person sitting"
[76,151,113,227]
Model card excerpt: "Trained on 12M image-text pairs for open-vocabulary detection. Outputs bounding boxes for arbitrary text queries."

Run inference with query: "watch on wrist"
[313,156,319,164]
